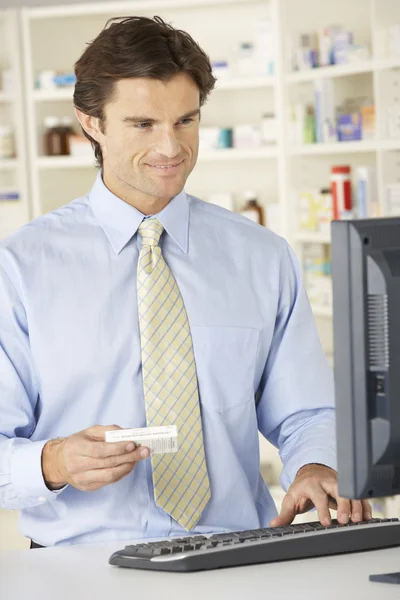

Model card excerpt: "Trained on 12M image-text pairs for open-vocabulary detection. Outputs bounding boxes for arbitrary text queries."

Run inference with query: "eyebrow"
[122,108,201,124]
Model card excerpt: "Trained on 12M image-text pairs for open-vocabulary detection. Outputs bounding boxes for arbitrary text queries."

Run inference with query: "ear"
[74,107,103,142]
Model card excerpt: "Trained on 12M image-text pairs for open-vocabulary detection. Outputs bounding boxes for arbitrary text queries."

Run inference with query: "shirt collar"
[89,171,189,255]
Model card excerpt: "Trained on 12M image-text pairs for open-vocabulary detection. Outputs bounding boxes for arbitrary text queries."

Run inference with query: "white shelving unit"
[3,0,399,355]
[20,0,288,229]
[281,0,400,357]
[0,10,29,241]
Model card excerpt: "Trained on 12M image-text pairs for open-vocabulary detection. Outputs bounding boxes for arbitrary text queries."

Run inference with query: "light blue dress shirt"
[0,171,336,547]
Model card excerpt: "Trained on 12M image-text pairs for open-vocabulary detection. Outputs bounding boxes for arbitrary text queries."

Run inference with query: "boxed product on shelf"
[298,188,333,233]
[337,112,362,141]
[35,70,76,89]
[0,188,19,201]
[303,243,332,307]
[199,127,233,150]
[233,124,263,149]
[360,105,375,140]
[384,183,400,216]
[298,189,319,231]
[290,104,316,145]
[314,79,337,143]
[211,60,230,81]
[355,166,379,218]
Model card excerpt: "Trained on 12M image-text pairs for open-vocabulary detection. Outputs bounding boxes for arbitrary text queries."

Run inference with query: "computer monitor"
[331,217,400,501]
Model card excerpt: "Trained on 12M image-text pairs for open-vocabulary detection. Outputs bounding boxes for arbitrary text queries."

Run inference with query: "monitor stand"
[369,571,400,585]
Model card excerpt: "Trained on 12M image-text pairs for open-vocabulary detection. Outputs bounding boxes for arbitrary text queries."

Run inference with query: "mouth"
[145,160,184,173]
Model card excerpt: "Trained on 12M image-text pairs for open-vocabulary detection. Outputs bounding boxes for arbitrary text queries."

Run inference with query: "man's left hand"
[270,463,373,527]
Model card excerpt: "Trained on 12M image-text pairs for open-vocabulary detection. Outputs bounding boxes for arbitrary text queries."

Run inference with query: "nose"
[154,128,181,159]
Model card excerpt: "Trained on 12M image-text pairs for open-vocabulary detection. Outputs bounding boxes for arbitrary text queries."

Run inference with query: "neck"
[101,169,173,215]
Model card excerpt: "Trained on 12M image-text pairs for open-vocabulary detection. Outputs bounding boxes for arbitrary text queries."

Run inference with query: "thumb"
[85,424,122,440]
[270,494,296,527]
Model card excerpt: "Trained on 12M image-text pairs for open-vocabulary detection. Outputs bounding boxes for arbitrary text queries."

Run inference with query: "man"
[0,16,371,548]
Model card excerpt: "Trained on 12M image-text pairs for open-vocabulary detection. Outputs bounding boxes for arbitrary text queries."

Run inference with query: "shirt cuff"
[10,439,67,502]
[280,448,337,492]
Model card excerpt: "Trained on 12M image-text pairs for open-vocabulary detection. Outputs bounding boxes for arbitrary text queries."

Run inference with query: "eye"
[179,118,193,125]
[135,122,152,130]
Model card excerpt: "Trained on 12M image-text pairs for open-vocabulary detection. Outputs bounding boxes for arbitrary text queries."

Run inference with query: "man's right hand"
[41,425,150,492]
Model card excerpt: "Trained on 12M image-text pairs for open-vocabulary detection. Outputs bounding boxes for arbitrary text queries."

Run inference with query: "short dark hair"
[73,15,216,169]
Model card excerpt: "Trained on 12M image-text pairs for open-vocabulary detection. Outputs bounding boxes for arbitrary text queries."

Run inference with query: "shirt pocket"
[190,325,260,414]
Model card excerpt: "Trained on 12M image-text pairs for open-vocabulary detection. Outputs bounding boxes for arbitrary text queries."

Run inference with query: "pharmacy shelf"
[199,147,278,160]
[37,147,278,169]
[37,156,95,169]
[286,56,400,84]
[32,88,74,102]
[377,140,400,152]
[286,61,374,83]
[311,303,333,318]
[32,76,276,102]
[373,57,400,71]
[293,231,331,244]
[214,76,276,90]
[290,141,378,155]
[27,0,258,20]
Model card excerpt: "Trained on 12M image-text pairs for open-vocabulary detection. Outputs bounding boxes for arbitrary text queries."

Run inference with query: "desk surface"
[0,540,399,600]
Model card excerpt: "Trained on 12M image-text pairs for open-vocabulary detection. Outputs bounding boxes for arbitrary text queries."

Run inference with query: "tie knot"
[138,218,164,247]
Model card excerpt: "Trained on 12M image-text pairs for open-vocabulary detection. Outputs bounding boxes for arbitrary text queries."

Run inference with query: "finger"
[79,462,134,489]
[309,490,331,526]
[320,479,350,525]
[270,494,297,527]
[88,446,150,470]
[336,497,351,524]
[350,500,363,522]
[83,439,138,459]
[361,499,372,520]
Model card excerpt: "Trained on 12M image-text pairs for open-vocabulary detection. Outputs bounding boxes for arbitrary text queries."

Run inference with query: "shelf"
[0,159,18,170]
[198,147,278,160]
[214,76,276,91]
[293,231,331,244]
[37,156,95,169]
[286,61,374,83]
[311,304,333,318]
[374,57,400,71]
[27,0,260,19]
[32,76,276,102]
[290,141,378,155]
[37,147,277,169]
[32,88,74,102]
[377,140,400,152]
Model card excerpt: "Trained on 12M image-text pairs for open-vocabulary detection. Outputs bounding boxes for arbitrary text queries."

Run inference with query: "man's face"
[96,73,200,212]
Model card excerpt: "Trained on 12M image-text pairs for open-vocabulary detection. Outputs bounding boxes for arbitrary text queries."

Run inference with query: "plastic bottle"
[59,116,74,155]
[330,165,352,220]
[44,116,63,156]
[240,191,265,225]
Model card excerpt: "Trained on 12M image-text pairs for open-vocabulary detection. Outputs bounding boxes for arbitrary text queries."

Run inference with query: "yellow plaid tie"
[137,218,211,530]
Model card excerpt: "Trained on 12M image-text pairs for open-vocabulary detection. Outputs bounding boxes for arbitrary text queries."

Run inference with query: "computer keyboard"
[109,518,400,572]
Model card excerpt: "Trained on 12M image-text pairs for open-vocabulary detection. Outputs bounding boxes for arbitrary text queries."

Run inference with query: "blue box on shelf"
[337,113,362,142]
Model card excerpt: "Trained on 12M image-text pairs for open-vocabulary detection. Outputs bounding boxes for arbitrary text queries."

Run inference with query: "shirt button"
[38,496,46,502]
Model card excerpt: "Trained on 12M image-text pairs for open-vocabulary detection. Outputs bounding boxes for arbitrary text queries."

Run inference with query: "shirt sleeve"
[0,256,66,509]
[256,239,337,491]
